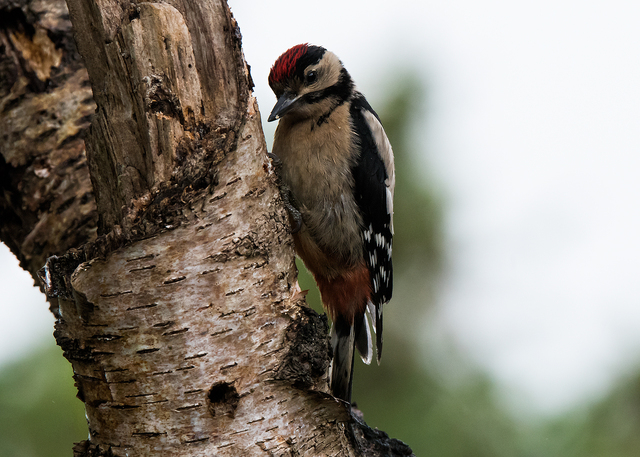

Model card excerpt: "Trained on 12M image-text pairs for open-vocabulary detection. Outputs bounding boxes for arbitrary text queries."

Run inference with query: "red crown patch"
[268,43,309,86]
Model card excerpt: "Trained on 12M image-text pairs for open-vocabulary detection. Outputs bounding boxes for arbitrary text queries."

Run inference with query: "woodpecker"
[267,44,395,403]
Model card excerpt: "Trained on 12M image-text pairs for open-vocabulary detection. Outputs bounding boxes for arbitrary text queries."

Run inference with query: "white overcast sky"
[2,0,640,416]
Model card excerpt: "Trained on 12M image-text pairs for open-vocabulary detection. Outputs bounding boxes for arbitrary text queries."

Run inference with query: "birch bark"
[0,0,414,455]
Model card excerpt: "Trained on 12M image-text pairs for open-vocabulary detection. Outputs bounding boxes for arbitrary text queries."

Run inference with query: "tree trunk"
[0,0,414,455]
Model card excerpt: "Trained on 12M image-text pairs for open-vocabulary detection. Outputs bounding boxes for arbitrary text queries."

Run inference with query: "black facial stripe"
[316,104,338,127]
[314,97,347,129]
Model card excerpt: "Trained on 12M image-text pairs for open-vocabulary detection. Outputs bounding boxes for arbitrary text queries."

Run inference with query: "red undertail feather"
[268,43,309,86]
[313,264,371,325]
[321,264,373,402]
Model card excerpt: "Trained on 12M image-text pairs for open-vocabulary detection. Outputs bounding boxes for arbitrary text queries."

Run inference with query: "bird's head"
[267,44,353,122]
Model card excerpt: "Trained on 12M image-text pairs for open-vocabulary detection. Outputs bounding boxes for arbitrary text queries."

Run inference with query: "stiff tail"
[367,300,383,364]
[329,313,373,403]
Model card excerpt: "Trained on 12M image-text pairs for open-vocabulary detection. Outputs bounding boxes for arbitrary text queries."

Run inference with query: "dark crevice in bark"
[275,304,331,389]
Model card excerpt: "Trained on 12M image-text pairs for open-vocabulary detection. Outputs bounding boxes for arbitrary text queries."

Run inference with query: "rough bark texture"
[0,0,414,455]
[0,0,97,307]
[54,110,354,454]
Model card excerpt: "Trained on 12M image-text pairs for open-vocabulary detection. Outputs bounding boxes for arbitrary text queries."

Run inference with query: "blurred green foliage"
[0,344,87,457]
[522,373,640,457]
[378,74,444,271]
[2,74,640,457]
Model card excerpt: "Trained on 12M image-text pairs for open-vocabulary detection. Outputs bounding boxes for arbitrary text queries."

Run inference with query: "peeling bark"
[0,0,414,455]
[0,0,97,306]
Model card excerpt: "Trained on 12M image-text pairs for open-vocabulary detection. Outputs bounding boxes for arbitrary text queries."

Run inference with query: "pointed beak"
[268,91,299,122]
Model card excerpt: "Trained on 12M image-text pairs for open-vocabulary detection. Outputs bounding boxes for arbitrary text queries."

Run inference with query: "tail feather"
[355,312,373,365]
[375,305,383,364]
[329,317,355,402]
[367,301,383,364]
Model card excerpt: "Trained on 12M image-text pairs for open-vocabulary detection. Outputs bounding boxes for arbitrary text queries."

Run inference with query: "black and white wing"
[350,93,395,363]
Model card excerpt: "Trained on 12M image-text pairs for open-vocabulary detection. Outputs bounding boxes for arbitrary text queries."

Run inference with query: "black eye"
[306,70,317,84]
